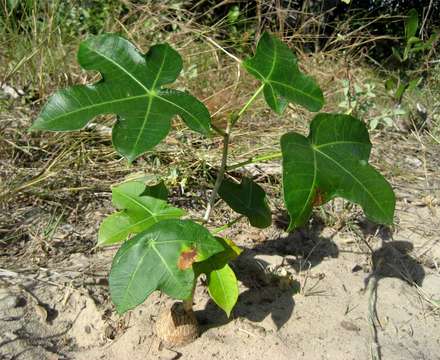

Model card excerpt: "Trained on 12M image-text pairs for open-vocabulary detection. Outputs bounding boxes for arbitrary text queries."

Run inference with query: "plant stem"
[203,84,265,223]
[203,121,231,222]
[226,151,282,171]
[182,280,197,313]
[182,296,194,313]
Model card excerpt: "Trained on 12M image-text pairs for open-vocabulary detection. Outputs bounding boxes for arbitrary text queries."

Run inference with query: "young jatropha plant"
[31,32,395,344]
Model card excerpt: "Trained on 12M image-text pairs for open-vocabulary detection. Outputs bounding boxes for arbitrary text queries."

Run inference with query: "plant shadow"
[356,218,393,241]
[196,214,339,333]
[365,240,425,286]
[196,280,300,334]
[362,239,426,359]
[0,296,85,357]
[197,213,425,338]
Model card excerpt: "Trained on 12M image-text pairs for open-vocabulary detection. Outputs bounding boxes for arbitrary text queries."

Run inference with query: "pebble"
[0,294,20,310]
[158,348,182,360]
[405,156,422,168]
[254,254,285,268]
[1,331,18,341]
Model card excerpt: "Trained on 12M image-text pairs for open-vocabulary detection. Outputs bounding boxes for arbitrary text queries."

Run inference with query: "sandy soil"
[1,78,439,359]
[1,194,439,360]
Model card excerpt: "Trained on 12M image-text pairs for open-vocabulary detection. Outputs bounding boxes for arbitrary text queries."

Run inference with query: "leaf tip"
[380,209,395,226]
[28,125,38,133]
[286,216,306,233]
[223,309,232,318]
[96,236,106,247]
[29,120,43,132]
[115,304,128,315]
[124,153,137,164]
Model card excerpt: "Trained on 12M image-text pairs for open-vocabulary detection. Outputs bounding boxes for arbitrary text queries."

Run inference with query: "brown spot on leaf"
[177,248,198,270]
[313,188,326,206]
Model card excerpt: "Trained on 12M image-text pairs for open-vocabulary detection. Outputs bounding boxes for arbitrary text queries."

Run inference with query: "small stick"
[367,275,381,360]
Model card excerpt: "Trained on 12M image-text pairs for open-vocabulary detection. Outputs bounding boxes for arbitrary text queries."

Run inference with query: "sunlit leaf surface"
[32,34,211,162]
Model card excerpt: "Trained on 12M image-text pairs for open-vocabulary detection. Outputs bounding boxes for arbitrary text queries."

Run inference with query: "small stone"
[404,156,422,168]
[254,254,285,268]
[1,331,18,341]
[352,264,363,273]
[158,348,181,360]
[0,84,24,99]
[0,295,19,310]
[34,303,48,322]
[104,324,116,340]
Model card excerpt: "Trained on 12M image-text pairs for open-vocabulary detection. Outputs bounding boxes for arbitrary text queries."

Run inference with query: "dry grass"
[0,1,439,274]
[1,7,439,360]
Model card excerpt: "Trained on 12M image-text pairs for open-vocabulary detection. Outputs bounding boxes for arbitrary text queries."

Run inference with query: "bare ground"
[1,36,439,359]
[0,204,439,360]
[1,120,439,360]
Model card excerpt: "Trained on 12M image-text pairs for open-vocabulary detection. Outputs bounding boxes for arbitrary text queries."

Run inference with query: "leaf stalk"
[212,215,244,234]
[226,151,282,171]
[237,83,265,118]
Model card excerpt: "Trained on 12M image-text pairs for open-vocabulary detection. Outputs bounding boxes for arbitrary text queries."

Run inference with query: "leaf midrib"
[271,80,322,103]
[245,39,321,105]
[89,44,151,94]
[114,190,158,221]
[132,94,154,157]
[92,44,207,132]
[38,94,148,125]
[289,144,317,226]
[119,241,151,310]
[106,211,180,243]
[132,46,169,152]
[245,36,278,86]
[151,243,181,285]
[314,140,368,150]
[41,45,207,136]
[160,90,210,134]
[314,148,387,218]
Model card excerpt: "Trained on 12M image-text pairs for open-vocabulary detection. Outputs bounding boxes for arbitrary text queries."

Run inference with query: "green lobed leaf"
[98,181,184,246]
[218,177,271,228]
[281,113,395,231]
[207,264,238,317]
[243,32,324,113]
[109,219,224,313]
[31,34,211,162]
